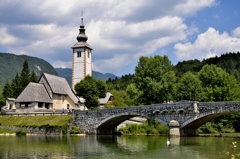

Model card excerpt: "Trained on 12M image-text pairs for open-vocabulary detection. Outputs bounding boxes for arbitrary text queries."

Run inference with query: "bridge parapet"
[73,101,240,136]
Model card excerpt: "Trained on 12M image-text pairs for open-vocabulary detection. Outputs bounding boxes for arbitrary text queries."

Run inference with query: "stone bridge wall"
[73,102,240,136]
[73,102,196,134]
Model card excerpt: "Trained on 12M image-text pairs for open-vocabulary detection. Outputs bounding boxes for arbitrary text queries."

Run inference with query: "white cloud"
[92,54,133,74]
[232,27,240,38]
[52,61,72,68]
[89,16,188,62]
[0,0,219,75]
[0,28,17,45]
[174,0,216,16]
[174,27,240,61]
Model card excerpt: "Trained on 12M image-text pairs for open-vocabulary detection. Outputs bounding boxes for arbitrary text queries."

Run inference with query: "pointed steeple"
[72,18,92,50]
[77,18,88,42]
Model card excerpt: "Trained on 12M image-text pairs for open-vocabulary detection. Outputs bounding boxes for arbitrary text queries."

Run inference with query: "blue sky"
[0,0,240,76]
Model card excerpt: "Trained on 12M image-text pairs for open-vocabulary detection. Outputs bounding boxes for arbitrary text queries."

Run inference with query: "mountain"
[55,68,118,86]
[0,53,58,90]
[92,71,118,81]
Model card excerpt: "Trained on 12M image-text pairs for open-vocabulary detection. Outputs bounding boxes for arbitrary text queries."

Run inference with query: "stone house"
[99,92,114,106]
[2,73,85,114]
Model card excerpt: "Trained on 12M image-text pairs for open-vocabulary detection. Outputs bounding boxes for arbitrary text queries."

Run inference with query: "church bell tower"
[71,18,92,89]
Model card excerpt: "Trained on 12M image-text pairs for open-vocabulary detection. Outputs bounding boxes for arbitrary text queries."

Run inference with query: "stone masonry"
[73,101,240,136]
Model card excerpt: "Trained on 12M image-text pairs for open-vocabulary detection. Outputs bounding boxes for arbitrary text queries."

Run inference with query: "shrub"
[118,118,168,135]
[70,126,81,134]
[16,129,27,135]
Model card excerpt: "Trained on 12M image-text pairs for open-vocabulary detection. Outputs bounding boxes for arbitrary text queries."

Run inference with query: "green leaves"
[198,64,239,101]
[133,55,176,105]
[176,72,202,101]
[74,75,107,109]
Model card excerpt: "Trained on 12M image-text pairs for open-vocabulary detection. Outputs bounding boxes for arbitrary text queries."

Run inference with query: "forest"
[106,51,240,133]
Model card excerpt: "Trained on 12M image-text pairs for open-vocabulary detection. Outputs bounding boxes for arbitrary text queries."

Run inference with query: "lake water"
[0,135,240,159]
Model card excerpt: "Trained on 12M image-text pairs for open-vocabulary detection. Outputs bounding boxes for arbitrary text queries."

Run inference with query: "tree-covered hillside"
[0,53,58,90]
[175,51,240,80]
[105,52,240,107]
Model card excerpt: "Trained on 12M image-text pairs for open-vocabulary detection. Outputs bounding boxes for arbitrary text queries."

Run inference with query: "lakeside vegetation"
[119,118,168,135]
[0,116,72,134]
[107,52,240,134]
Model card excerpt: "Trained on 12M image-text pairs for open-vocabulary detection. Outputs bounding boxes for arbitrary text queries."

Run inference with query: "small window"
[88,52,90,58]
[77,51,81,57]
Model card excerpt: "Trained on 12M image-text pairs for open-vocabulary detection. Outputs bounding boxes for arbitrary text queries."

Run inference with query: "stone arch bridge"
[73,101,240,136]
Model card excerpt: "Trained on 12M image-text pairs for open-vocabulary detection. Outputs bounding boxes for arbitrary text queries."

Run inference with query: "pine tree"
[11,73,21,98]
[30,70,38,83]
[2,80,13,99]
[20,60,30,91]
[0,93,5,107]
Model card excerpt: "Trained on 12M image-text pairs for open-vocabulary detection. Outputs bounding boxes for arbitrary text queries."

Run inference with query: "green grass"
[0,127,16,134]
[0,116,73,127]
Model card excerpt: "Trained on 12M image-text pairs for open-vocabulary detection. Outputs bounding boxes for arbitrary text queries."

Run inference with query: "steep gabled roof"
[42,73,80,104]
[99,92,113,104]
[15,83,52,103]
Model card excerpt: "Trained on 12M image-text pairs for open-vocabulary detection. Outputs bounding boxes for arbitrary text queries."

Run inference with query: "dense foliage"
[75,75,107,109]
[119,118,168,135]
[175,51,240,80]
[106,73,133,91]
[106,52,240,134]
[133,55,176,105]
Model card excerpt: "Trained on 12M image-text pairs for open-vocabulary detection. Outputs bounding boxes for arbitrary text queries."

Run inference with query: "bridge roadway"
[73,101,240,136]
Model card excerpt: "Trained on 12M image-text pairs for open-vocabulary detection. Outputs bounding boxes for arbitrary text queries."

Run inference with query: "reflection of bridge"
[73,101,240,136]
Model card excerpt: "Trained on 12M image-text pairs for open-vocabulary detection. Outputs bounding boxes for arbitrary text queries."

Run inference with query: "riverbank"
[199,133,240,137]
[0,116,73,135]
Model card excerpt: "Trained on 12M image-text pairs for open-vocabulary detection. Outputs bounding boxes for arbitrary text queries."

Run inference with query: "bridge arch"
[95,113,148,134]
[181,111,236,129]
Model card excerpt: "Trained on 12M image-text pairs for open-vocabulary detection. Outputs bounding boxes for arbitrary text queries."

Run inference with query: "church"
[71,18,92,89]
[1,18,92,114]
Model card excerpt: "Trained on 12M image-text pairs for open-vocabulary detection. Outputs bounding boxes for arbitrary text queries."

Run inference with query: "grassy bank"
[0,116,73,134]
[118,118,169,135]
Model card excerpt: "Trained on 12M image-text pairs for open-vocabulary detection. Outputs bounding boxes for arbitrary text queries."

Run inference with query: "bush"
[118,118,168,135]
[70,126,81,134]
[16,129,27,135]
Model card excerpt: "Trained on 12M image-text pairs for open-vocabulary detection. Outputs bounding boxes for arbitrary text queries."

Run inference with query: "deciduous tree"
[75,75,107,109]
[198,64,240,101]
[133,55,176,104]
[176,72,202,101]
[97,80,107,98]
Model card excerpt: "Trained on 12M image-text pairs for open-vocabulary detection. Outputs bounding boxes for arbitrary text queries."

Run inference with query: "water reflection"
[0,135,239,158]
